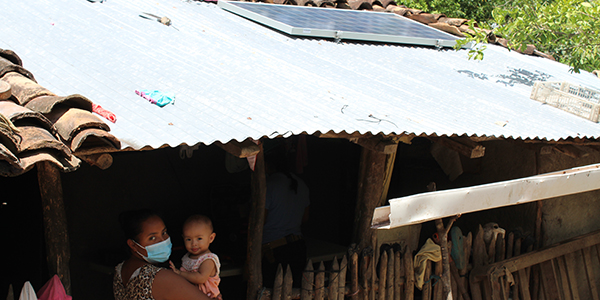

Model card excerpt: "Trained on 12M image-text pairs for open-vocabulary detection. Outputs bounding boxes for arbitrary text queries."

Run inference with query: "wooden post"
[283,265,293,300]
[379,250,388,300]
[404,245,415,300]
[339,256,348,300]
[273,264,284,300]
[301,260,314,300]
[246,142,266,300]
[315,262,326,300]
[395,250,402,300]
[352,140,398,249]
[37,161,71,295]
[329,258,340,300]
[351,252,359,300]
[386,249,394,300]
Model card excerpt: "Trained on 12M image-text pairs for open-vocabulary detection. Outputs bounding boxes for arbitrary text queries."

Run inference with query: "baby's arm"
[170,259,216,285]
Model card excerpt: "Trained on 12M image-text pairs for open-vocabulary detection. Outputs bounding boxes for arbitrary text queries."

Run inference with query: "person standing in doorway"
[261,147,310,287]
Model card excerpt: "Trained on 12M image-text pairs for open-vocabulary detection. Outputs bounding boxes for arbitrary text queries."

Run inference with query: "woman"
[113,209,211,300]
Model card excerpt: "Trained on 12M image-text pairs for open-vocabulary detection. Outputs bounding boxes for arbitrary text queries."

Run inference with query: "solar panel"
[218,1,462,48]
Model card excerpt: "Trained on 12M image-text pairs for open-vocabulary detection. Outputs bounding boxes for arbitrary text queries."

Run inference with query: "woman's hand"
[169,261,181,275]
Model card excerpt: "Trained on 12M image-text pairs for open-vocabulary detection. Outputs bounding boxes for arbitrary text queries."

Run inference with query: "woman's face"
[132,215,169,256]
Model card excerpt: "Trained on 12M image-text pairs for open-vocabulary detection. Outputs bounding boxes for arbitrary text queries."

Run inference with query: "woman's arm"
[152,269,211,300]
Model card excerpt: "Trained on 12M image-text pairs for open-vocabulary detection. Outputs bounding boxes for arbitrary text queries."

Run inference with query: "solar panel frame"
[218,1,463,48]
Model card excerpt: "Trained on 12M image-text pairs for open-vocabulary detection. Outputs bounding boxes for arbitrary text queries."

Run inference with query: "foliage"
[454,0,600,73]
[395,0,500,21]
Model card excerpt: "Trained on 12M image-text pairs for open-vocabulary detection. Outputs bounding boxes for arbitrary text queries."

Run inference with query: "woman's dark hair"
[118,209,160,242]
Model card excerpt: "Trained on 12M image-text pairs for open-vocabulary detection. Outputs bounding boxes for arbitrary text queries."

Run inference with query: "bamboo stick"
[301,260,314,300]
[361,250,370,300]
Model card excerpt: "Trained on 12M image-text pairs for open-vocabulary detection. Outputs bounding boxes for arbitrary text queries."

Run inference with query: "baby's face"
[182,222,215,258]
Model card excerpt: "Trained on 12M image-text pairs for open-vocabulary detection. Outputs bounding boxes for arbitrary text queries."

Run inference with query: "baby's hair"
[118,209,160,242]
[183,214,214,232]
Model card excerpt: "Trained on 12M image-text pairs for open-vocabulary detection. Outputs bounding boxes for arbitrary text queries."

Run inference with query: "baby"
[170,215,221,299]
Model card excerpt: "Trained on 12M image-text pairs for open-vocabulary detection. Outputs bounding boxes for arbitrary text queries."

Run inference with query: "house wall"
[59,137,361,299]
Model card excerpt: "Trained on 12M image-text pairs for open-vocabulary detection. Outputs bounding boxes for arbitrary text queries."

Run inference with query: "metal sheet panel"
[1,0,599,150]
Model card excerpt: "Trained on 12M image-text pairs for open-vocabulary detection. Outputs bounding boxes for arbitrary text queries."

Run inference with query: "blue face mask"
[133,237,172,264]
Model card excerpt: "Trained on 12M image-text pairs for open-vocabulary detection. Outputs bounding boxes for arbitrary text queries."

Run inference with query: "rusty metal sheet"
[1,72,52,106]
[25,94,93,115]
[70,128,121,152]
[51,108,110,142]
[0,100,55,132]
[16,126,71,158]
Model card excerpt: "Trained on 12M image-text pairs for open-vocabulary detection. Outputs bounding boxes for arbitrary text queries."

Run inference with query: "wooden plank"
[539,260,560,300]
[387,249,395,300]
[582,247,600,300]
[564,252,581,300]
[283,265,293,300]
[506,233,515,260]
[37,161,71,295]
[496,233,506,262]
[273,264,284,300]
[351,252,359,300]
[471,229,600,282]
[556,256,573,300]
[353,146,397,250]
[395,250,402,300]
[379,250,388,300]
[315,261,326,300]
[78,153,113,169]
[329,257,340,300]
[554,144,587,159]
[246,143,266,299]
[352,137,399,154]
[518,269,532,300]
[339,256,348,300]
[513,271,520,300]
[430,136,485,158]
[301,260,314,300]
[404,245,414,300]
[216,139,260,158]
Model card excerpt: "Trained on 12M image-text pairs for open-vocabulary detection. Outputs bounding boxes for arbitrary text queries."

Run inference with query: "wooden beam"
[471,229,600,282]
[554,144,590,158]
[352,140,398,249]
[351,137,398,154]
[217,139,260,158]
[430,137,485,159]
[37,161,71,295]
[246,142,266,299]
[78,153,113,170]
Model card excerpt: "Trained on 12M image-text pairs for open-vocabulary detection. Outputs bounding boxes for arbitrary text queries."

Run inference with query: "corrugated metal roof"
[2,0,599,150]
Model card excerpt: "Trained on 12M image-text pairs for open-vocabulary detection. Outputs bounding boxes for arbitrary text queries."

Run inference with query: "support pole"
[352,140,397,249]
[246,142,266,300]
[37,161,71,295]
